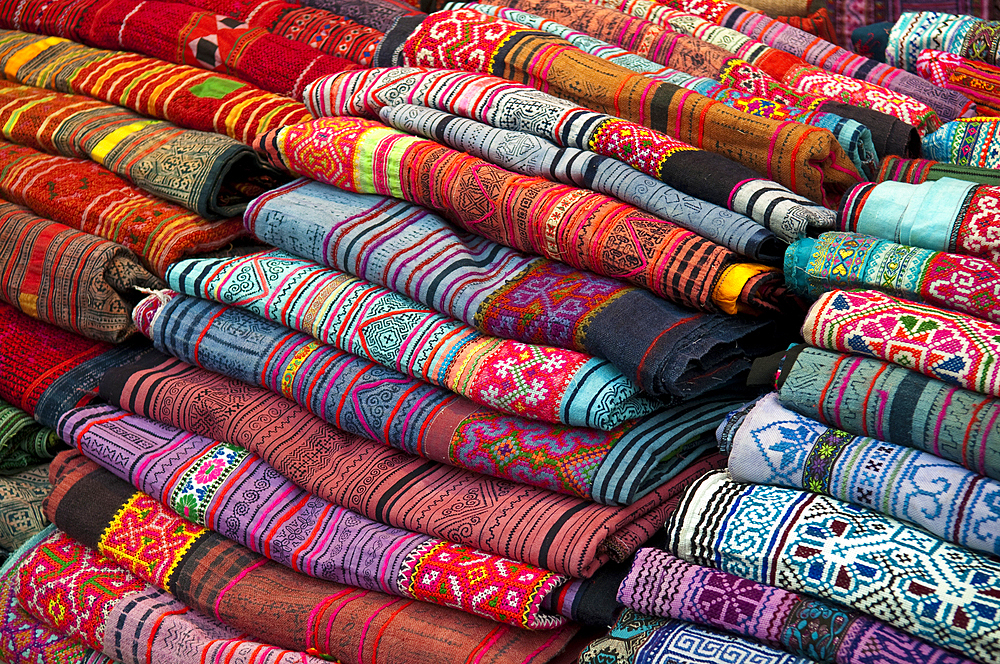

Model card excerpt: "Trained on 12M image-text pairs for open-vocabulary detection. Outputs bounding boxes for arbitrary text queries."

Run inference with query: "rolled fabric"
[0,81,284,219]
[722,392,1000,555]
[852,21,893,61]
[0,465,50,553]
[785,232,1000,324]
[168,250,656,428]
[0,399,58,474]
[380,103,782,259]
[886,12,979,72]
[916,49,963,86]
[136,291,742,505]
[257,113,784,315]
[664,470,1000,663]
[772,344,1000,480]
[0,141,244,279]
[0,201,162,342]
[307,67,840,243]
[299,0,426,32]
[390,8,863,204]
[929,54,1000,115]
[59,403,567,627]
[99,352,724,578]
[802,290,1000,399]
[924,118,1000,168]
[0,30,312,144]
[0,301,156,429]
[618,548,974,664]
[246,179,778,400]
[579,609,814,664]
[774,7,835,44]
[45,452,579,663]
[877,156,1000,186]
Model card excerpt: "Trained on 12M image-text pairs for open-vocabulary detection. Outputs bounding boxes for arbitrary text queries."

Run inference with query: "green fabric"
[0,398,57,473]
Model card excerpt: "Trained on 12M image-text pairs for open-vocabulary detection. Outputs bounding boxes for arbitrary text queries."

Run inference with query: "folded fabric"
[921,54,1000,116]
[773,344,1000,481]
[852,21,893,61]
[738,0,818,16]
[886,12,979,72]
[802,289,1000,398]
[0,465,49,553]
[0,301,155,429]
[838,178,1000,264]
[0,30,312,144]
[835,2,988,59]
[136,292,740,505]
[257,114,787,315]
[917,49,966,85]
[664,470,1000,663]
[0,81,284,219]
[619,548,973,664]
[0,141,244,278]
[0,399,58,474]
[167,250,656,428]
[308,67,840,243]
[99,351,726,578]
[924,118,1000,168]
[390,8,863,204]
[300,0,426,32]
[579,608,814,664]
[785,232,1000,324]
[542,557,631,624]
[59,404,567,627]
[775,7,835,44]
[45,452,579,663]
[722,392,1000,555]
[0,200,162,342]
[380,102,783,258]
[877,156,1000,187]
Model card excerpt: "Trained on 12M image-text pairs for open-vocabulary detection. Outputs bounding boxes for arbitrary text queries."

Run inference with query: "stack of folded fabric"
[0,0,998,662]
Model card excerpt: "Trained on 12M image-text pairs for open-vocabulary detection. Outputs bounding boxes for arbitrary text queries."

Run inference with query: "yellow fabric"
[711,263,779,315]
[3,36,66,80]
[90,120,157,164]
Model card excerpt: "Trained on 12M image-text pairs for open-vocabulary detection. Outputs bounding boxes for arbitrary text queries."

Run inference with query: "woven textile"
[774,344,1000,480]
[774,7,834,43]
[853,21,893,60]
[307,67,839,243]
[877,156,1000,186]
[0,302,154,429]
[100,352,725,578]
[138,292,740,505]
[257,114,789,315]
[785,232,1000,324]
[886,12,978,71]
[916,49,963,85]
[167,251,655,429]
[924,118,1000,169]
[722,392,1000,555]
[45,452,579,663]
[618,548,973,664]
[58,403,567,627]
[300,0,425,32]
[0,465,49,553]
[246,179,778,398]
[926,56,1000,116]
[579,608,814,664]
[665,470,1000,663]
[802,289,1000,398]
[0,141,243,279]
[0,81,283,219]
[838,178,1000,264]
[0,399,57,474]
[0,201,161,342]
[0,30,312,144]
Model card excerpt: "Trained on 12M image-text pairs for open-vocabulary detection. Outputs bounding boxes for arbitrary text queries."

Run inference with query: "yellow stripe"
[89,120,156,164]
[3,36,67,80]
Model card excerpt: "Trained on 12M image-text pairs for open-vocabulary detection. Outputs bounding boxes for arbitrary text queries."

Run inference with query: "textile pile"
[0,1,997,664]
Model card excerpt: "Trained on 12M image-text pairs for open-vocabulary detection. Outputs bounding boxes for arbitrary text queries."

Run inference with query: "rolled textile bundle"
[886,11,979,72]
[246,179,779,400]
[0,141,244,278]
[770,345,1000,481]
[852,21,893,61]
[579,609,814,664]
[135,291,742,505]
[618,548,973,664]
[0,81,284,219]
[832,1,987,56]
[916,49,963,86]
[722,392,1000,555]
[0,465,50,553]
[838,178,1000,263]
[924,118,1000,168]
[447,4,879,178]
[740,0,819,16]
[168,250,657,429]
[0,30,312,144]
[375,104,781,260]
[0,201,162,343]
[390,8,863,204]
[877,156,1000,186]
[0,0,361,101]
[257,113,785,315]
[919,54,1000,116]
[99,352,727,578]
[308,67,839,245]
[0,399,58,474]
[802,290,1000,399]
[45,452,579,664]
[785,232,1000,324]
[0,302,156,429]
[774,7,835,44]
[299,0,426,32]
[59,403,568,627]
[664,470,1000,663]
